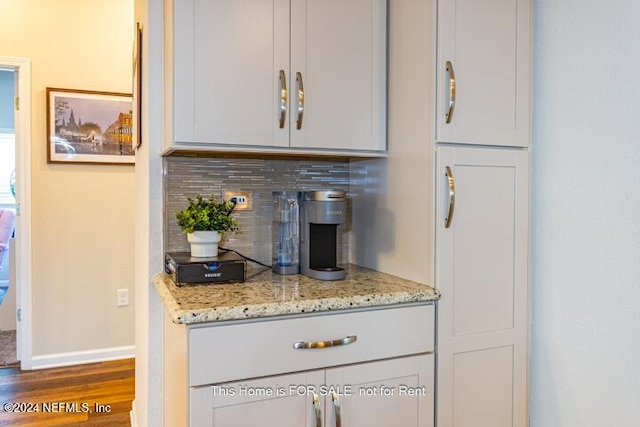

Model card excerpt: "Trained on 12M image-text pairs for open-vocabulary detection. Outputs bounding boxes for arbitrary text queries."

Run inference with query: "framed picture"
[46,88,134,165]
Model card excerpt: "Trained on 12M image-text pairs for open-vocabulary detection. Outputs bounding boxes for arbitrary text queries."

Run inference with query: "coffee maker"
[300,190,347,280]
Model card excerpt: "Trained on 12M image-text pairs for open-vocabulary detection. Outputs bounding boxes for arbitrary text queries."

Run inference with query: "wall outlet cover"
[117,289,129,307]
[223,190,253,211]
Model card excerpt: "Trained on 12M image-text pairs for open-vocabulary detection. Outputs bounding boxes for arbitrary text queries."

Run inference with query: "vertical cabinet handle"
[312,394,322,427]
[295,72,305,129]
[444,166,455,228]
[331,392,342,427]
[444,61,456,124]
[278,70,287,129]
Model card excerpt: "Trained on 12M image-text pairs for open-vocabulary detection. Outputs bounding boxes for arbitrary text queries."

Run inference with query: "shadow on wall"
[349,158,396,270]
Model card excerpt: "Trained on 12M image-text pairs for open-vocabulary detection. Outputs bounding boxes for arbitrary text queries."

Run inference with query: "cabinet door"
[290,0,386,151]
[173,0,290,147]
[436,0,531,147]
[325,355,434,427]
[435,146,529,427]
[191,371,324,427]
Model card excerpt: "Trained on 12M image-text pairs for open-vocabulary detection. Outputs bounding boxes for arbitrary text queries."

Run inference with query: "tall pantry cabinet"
[435,0,532,426]
[353,0,532,426]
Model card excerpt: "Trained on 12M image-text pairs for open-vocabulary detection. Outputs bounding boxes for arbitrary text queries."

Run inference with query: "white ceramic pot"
[187,230,222,257]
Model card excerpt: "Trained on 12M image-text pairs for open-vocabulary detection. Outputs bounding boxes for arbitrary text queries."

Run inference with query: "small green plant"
[176,194,239,234]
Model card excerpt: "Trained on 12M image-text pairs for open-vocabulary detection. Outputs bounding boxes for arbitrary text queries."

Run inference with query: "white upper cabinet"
[172,0,289,148]
[289,0,386,151]
[168,0,386,154]
[436,0,531,147]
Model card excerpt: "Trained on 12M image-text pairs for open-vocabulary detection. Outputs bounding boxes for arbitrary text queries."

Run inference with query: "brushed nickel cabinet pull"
[313,394,322,427]
[296,71,305,129]
[279,70,287,129]
[444,166,455,228]
[293,335,357,350]
[331,392,342,427]
[445,61,456,124]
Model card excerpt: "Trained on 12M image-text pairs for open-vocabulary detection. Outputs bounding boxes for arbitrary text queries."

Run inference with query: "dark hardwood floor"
[0,358,135,426]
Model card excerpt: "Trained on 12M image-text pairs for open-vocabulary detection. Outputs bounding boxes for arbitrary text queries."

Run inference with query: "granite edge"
[152,272,441,325]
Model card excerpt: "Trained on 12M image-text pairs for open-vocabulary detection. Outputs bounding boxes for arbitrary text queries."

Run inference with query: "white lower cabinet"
[436,145,529,427]
[191,355,433,427]
[325,355,434,426]
[194,371,324,426]
[163,304,435,426]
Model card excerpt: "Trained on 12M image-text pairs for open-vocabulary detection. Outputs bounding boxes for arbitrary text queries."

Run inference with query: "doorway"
[0,57,32,369]
[0,68,17,366]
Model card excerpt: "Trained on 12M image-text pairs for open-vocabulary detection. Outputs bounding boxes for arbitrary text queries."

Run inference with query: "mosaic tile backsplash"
[164,156,351,266]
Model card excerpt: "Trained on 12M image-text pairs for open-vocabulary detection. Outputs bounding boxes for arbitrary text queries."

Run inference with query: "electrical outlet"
[223,190,253,210]
[233,195,247,205]
[117,289,129,307]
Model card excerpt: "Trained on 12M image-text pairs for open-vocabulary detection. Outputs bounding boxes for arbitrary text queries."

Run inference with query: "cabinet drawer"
[189,304,434,386]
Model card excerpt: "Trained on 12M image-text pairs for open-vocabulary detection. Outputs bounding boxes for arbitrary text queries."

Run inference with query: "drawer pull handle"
[313,394,322,427]
[293,335,357,350]
[331,392,342,427]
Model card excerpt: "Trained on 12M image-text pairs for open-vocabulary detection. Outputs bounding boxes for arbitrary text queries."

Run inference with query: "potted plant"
[176,194,239,257]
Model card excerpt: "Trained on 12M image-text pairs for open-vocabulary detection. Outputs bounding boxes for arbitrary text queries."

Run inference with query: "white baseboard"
[130,399,138,427]
[30,345,135,370]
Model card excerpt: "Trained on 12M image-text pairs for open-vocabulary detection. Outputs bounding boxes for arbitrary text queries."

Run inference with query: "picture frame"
[133,22,143,151]
[46,87,134,165]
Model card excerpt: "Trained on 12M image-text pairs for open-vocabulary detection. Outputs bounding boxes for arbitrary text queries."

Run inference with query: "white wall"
[0,0,135,361]
[350,0,435,285]
[134,0,164,424]
[532,1,640,425]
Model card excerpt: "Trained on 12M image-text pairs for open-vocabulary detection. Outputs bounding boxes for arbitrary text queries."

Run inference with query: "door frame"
[0,56,32,369]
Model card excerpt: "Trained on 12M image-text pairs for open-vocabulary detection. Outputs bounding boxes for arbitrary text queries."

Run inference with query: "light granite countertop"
[153,264,440,325]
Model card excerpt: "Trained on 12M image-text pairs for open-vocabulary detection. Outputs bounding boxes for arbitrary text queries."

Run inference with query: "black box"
[165,252,246,285]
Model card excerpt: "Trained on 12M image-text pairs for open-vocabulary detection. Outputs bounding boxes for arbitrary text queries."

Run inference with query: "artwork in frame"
[46,88,134,165]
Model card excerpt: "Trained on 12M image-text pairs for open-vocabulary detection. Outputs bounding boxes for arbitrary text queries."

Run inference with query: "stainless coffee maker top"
[299,190,347,281]
[302,190,346,202]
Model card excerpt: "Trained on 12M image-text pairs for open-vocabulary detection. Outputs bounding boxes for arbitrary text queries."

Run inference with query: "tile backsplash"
[164,156,351,266]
